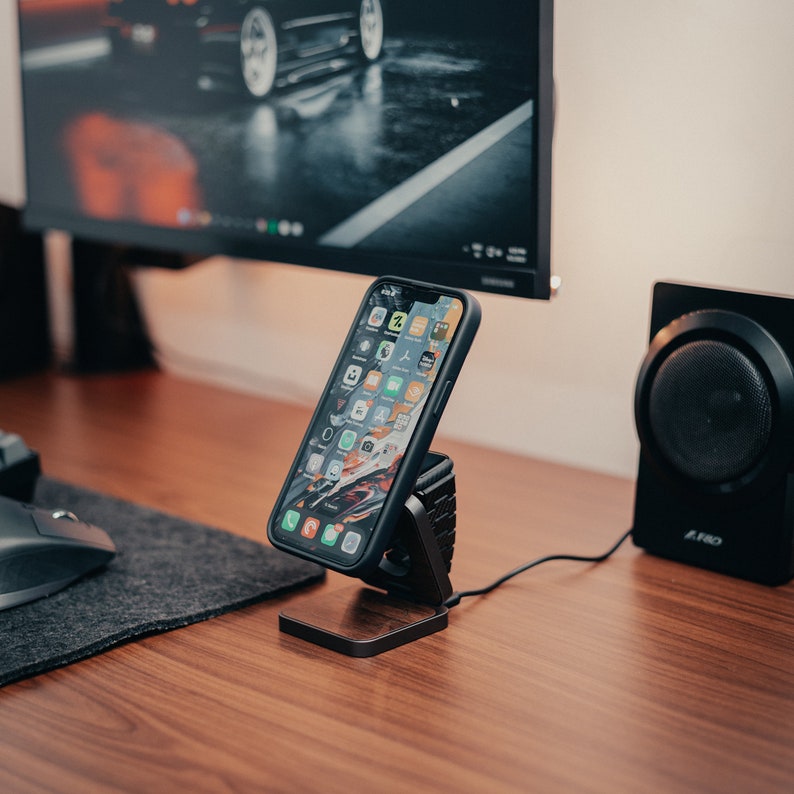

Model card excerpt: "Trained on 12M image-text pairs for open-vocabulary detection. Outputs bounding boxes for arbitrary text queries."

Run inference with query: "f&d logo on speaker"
[683,529,723,547]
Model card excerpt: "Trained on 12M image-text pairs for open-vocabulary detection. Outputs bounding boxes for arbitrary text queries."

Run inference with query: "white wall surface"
[3,2,794,477]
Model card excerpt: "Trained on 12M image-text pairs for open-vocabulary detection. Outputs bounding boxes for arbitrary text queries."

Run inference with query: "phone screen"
[271,280,467,568]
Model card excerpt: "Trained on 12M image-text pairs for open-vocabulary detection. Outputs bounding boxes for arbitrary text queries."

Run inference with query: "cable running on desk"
[443,527,634,608]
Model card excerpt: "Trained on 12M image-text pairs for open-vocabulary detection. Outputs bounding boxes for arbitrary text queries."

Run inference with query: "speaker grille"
[648,340,772,483]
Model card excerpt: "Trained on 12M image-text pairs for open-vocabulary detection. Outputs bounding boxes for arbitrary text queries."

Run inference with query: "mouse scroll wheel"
[51,509,80,522]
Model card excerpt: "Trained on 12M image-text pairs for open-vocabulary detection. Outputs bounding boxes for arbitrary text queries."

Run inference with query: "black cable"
[444,527,634,608]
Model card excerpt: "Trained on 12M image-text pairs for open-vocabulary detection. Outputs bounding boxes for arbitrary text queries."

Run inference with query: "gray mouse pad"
[0,477,325,687]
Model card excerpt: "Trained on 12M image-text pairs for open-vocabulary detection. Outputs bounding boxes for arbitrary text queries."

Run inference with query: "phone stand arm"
[363,496,453,606]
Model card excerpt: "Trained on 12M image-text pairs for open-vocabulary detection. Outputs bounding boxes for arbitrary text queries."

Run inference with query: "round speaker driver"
[647,340,772,484]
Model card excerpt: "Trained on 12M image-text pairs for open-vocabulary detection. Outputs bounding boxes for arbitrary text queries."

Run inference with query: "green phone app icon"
[388,311,408,332]
[282,509,300,532]
[384,375,403,397]
[338,429,357,451]
[321,524,342,546]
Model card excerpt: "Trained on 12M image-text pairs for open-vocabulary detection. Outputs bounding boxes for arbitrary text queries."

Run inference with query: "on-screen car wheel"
[359,0,384,62]
[240,7,278,98]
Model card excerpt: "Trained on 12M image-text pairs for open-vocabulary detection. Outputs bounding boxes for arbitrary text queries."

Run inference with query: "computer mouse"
[0,494,116,611]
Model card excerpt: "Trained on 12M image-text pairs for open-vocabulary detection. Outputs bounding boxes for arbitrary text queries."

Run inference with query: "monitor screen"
[17,0,554,299]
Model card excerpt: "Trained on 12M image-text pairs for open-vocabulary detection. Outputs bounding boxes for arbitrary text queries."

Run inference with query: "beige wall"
[0,0,24,206]
[3,2,794,477]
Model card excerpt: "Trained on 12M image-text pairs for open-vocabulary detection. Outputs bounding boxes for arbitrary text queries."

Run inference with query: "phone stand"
[278,454,456,657]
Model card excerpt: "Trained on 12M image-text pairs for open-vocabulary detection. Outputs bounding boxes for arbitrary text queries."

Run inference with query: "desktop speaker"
[632,282,794,585]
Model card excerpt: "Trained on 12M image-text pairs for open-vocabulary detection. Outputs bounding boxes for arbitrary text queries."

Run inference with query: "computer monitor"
[17,0,554,300]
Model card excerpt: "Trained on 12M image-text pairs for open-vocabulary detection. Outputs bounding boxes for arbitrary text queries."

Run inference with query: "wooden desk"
[0,371,792,792]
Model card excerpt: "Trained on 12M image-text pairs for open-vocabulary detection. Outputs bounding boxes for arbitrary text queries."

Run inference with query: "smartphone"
[267,276,481,576]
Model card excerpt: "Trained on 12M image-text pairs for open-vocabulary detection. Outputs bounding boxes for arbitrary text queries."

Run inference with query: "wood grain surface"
[1,371,792,793]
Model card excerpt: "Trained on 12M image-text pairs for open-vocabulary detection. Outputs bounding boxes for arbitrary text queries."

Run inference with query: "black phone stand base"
[278,587,448,658]
[279,453,456,657]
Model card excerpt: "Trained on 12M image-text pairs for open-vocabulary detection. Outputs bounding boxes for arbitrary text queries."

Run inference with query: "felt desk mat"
[0,477,325,687]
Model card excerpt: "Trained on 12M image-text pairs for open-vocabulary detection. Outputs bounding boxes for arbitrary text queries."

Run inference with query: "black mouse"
[0,495,116,610]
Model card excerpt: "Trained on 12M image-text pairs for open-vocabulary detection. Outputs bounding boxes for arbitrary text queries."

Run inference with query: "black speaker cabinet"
[633,282,794,585]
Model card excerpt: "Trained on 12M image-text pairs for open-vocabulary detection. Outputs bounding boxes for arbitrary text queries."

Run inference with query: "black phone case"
[267,276,481,577]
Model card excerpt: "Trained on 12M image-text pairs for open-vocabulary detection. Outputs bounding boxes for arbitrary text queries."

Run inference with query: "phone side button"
[433,380,454,418]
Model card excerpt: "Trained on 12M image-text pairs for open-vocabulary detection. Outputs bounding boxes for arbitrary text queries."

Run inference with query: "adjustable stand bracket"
[279,452,456,657]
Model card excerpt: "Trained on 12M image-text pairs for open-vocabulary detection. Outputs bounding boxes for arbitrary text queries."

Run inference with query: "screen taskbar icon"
[176,207,304,238]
